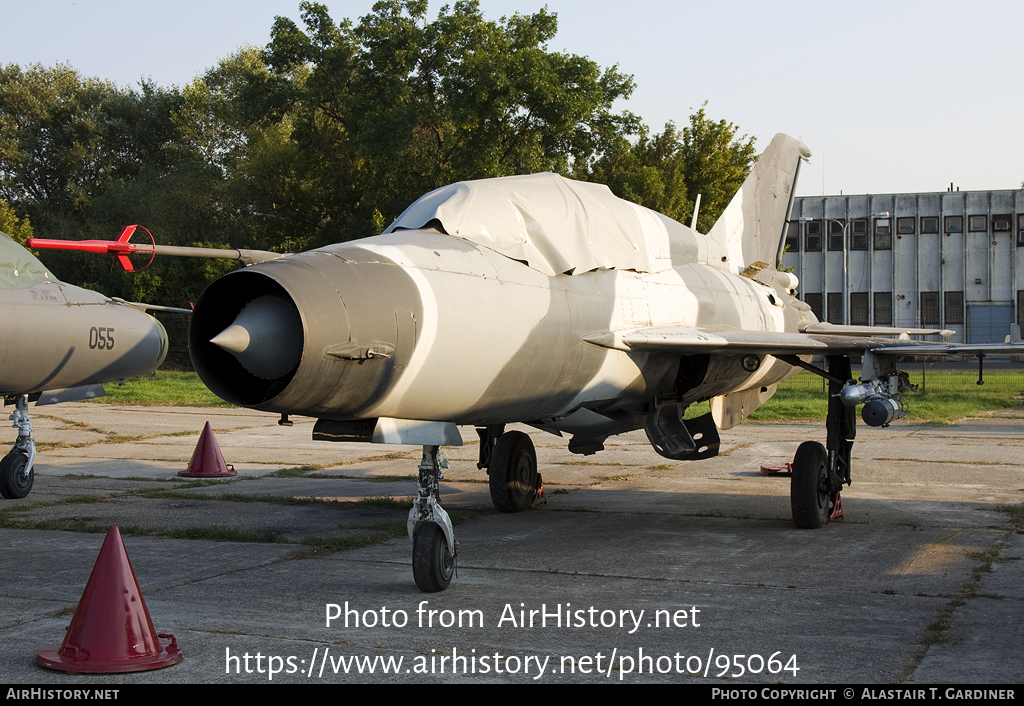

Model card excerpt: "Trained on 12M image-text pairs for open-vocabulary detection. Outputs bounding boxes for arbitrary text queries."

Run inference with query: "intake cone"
[179,421,236,477]
[36,526,183,673]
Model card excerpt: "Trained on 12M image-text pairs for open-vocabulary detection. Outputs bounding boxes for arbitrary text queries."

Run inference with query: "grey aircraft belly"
[0,233,169,499]
[33,133,1024,592]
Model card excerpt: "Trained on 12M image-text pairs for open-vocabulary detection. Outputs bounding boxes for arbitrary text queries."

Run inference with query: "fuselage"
[0,233,168,396]
[190,224,809,426]
[0,281,169,395]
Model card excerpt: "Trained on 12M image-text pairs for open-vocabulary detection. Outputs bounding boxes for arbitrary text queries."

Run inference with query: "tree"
[677,105,756,232]
[588,105,757,232]
[251,0,640,245]
[0,200,32,244]
[0,64,181,232]
[1,3,760,309]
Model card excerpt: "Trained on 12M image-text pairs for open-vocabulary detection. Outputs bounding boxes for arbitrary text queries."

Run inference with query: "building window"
[827,292,844,323]
[897,217,915,235]
[873,217,891,250]
[944,291,964,325]
[785,221,801,253]
[921,216,939,234]
[805,221,822,251]
[848,219,868,250]
[1018,215,1024,247]
[920,292,941,326]
[968,215,987,232]
[804,293,823,321]
[1019,291,1024,330]
[993,214,1012,232]
[827,220,845,251]
[944,215,963,233]
[873,292,893,326]
[850,292,869,326]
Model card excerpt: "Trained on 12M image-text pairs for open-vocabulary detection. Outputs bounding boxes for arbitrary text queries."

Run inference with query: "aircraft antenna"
[690,194,702,231]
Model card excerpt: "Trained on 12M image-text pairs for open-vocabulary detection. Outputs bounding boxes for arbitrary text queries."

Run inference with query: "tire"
[412,522,454,593]
[0,451,33,499]
[790,441,829,529]
[488,431,537,513]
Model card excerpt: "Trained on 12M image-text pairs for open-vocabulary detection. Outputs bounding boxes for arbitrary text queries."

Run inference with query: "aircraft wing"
[582,325,955,356]
[110,298,193,315]
[584,323,1024,358]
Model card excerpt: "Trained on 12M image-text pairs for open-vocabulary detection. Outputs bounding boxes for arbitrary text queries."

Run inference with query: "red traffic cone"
[179,421,236,477]
[36,526,183,673]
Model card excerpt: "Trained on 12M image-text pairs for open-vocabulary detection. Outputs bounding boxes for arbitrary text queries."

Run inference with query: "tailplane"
[706,134,810,272]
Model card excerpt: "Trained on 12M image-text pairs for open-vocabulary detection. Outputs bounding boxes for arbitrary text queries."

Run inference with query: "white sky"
[2,0,1022,197]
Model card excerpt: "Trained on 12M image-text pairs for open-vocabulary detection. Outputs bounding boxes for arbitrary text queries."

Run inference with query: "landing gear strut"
[408,445,457,592]
[787,355,853,528]
[1,395,36,499]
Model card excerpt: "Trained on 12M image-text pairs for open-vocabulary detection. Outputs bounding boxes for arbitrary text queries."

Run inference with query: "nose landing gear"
[409,445,458,592]
[1,395,36,499]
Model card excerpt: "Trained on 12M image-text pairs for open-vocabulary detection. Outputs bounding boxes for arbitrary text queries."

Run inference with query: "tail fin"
[706,134,810,272]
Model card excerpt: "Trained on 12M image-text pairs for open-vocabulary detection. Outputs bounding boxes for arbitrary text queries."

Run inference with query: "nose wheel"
[1,395,35,500]
[412,522,455,592]
[408,445,458,592]
[0,449,32,499]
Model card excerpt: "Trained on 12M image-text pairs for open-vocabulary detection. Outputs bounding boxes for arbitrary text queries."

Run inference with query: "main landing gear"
[477,425,544,513]
[1,394,36,500]
[782,355,854,529]
[408,428,545,594]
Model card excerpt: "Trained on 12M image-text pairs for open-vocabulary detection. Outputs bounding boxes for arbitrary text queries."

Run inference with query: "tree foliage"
[248,0,640,246]
[0,2,759,303]
[0,200,33,244]
[589,105,756,232]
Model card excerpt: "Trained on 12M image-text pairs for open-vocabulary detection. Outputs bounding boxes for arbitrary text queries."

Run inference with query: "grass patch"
[288,522,410,557]
[268,465,324,478]
[145,526,284,543]
[996,505,1024,529]
[91,371,233,407]
[354,496,412,509]
[70,364,1024,424]
[174,478,237,489]
[689,510,724,518]
[748,369,1024,423]
[128,489,321,505]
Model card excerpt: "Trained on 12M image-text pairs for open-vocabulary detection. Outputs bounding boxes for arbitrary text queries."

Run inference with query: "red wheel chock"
[532,472,547,507]
[759,462,793,476]
[829,492,844,522]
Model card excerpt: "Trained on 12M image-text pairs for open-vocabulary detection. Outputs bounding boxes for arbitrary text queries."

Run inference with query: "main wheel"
[412,522,454,592]
[790,441,829,529]
[0,450,32,499]
[488,431,537,513]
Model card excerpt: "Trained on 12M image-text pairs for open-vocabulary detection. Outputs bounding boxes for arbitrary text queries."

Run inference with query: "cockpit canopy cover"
[0,232,55,290]
[385,172,663,276]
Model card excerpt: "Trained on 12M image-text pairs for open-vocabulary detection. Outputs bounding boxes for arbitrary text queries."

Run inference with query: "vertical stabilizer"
[706,134,811,272]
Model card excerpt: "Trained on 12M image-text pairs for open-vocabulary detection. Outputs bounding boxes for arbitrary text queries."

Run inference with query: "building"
[783,189,1024,343]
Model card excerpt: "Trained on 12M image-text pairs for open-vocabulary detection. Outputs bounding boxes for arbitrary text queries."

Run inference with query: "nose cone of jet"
[210,294,302,379]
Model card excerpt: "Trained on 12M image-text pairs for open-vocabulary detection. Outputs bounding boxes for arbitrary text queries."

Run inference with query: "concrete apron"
[1,403,1021,683]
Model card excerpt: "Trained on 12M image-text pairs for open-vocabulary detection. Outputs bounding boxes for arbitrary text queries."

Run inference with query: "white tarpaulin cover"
[385,172,658,276]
